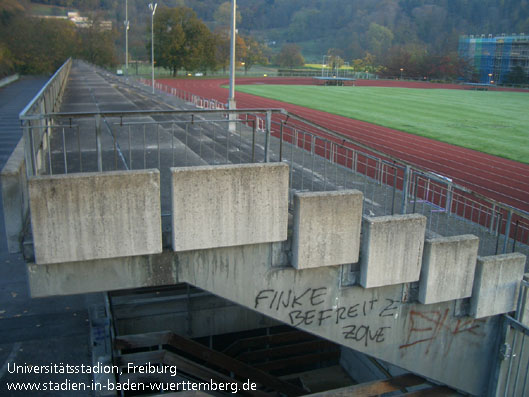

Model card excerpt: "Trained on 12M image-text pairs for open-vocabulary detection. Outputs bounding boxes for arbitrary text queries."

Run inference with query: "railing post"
[264,110,271,162]
[251,120,256,163]
[391,166,397,215]
[503,210,513,254]
[490,203,497,233]
[446,183,453,214]
[279,122,283,162]
[95,114,103,172]
[23,121,37,177]
[401,165,410,214]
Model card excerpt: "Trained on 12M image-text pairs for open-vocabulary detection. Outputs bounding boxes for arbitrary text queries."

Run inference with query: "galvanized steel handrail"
[42,108,284,120]
[28,103,529,223]
[19,58,72,119]
[19,58,72,177]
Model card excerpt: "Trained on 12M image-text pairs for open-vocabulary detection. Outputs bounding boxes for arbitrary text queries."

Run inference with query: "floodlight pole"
[228,0,237,131]
[149,3,157,94]
[125,0,129,76]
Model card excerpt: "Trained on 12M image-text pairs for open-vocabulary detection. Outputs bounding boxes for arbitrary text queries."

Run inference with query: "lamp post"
[149,3,157,94]
[228,0,236,131]
[400,68,404,80]
[124,0,129,77]
[488,73,493,84]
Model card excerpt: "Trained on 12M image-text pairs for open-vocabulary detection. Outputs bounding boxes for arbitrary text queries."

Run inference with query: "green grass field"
[235,85,529,164]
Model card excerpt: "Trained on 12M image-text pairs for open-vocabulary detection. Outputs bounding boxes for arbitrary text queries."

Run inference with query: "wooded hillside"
[28,0,529,61]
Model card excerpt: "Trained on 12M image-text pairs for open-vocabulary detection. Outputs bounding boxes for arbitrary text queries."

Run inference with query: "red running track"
[159,77,529,213]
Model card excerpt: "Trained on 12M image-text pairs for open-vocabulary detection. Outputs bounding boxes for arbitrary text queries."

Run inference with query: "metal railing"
[19,58,72,178]
[149,78,529,257]
[18,68,529,260]
[497,280,529,396]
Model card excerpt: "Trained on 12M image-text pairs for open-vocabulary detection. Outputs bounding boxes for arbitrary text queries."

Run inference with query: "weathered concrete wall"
[23,173,529,395]
[27,241,513,395]
[171,163,289,251]
[0,74,19,88]
[1,139,28,253]
[470,253,526,319]
[360,214,426,288]
[27,252,176,297]
[292,190,362,269]
[419,235,479,304]
[29,170,162,264]
[175,243,499,395]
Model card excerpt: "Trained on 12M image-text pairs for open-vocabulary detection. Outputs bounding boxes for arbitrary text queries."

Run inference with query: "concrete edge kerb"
[293,189,363,199]
[363,213,427,224]
[28,168,160,181]
[0,74,19,88]
[425,234,479,245]
[170,162,289,174]
[1,139,25,176]
[477,252,527,264]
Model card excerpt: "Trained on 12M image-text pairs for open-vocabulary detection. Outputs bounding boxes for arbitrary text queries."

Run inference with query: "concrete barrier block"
[1,139,28,253]
[418,235,479,304]
[29,169,162,264]
[360,214,426,288]
[171,163,289,251]
[470,253,526,319]
[292,190,363,269]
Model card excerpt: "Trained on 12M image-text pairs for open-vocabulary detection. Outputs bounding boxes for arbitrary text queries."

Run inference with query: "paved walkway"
[0,77,98,396]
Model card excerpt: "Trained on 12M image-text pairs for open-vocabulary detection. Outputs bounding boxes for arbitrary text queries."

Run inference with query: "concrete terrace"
[2,60,529,396]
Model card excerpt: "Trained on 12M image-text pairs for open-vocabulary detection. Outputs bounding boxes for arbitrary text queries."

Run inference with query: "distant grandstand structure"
[459,33,529,84]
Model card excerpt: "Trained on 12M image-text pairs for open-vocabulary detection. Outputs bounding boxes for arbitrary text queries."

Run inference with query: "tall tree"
[240,36,268,73]
[213,1,241,29]
[5,15,79,74]
[367,22,394,61]
[276,43,304,68]
[78,13,118,68]
[150,6,216,75]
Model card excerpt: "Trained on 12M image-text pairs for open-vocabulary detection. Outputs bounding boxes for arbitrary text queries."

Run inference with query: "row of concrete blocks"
[26,163,526,319]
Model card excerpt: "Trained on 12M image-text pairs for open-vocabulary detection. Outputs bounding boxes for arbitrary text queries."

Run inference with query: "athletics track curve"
[159,77,529,213]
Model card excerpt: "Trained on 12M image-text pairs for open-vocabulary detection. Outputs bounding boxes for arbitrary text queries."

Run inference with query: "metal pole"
[125,0,129,76]
[401,165,410,214]
[95,115,103,172]
[228,0,237,131]
[149,3,157,94]
[279,122,283,161]
[503,210,513,254]
[151,9,154,93]
[264,111,271,162]
[228,0,236,104]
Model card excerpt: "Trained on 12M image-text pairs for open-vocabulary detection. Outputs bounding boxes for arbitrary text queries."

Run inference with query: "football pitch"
[235,85,529,164]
